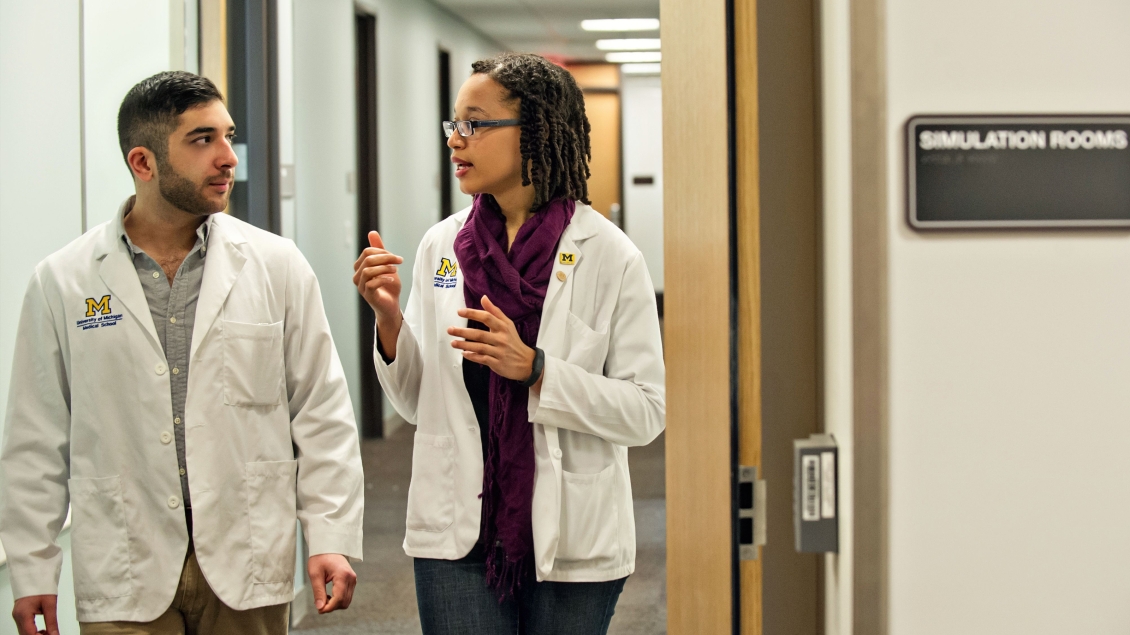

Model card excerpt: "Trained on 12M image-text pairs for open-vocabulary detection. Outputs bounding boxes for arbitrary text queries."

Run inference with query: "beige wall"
[836,1,1130,633]
[567,64,620,218]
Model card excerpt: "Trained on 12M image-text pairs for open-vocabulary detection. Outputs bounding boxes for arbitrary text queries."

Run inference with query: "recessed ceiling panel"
[431,0,660,61]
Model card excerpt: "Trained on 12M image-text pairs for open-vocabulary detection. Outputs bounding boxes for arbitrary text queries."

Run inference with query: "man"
[0,71,363,635]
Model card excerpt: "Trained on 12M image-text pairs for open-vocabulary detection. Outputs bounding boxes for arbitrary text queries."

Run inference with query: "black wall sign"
[908,115,1130,229]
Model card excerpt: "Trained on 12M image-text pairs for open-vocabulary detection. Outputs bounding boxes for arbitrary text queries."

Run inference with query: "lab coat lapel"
[191,216,247,361]
[99,248,163,356]
[543,233,581,315]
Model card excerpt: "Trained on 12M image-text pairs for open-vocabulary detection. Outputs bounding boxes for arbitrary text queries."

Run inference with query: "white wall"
[621,73,664,293]
[292,0,496,430]
[292,0,363,425]
[885,1,1130,633]
[82,0,174,230]
[357,0,498,301]
[0,1,87,632]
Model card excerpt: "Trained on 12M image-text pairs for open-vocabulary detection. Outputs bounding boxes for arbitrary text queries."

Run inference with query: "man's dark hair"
[117,71,224,169]
[470,53,592,207]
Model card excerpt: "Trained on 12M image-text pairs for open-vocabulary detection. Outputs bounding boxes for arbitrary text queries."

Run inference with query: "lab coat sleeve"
[283,244,364,560]
[372,241,427,425]
[0,270,72,599]
[530,252,666,447]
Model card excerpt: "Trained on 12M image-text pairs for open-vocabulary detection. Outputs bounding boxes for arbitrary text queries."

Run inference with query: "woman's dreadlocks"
[471,53,592,208]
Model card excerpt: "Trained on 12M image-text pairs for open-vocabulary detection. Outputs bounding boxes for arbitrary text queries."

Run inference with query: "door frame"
[661,0,741,631]
[663,0,823,633]
[355,8,383,439]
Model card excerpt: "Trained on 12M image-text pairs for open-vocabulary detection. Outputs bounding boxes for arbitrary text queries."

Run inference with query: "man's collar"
[118,195,214,254]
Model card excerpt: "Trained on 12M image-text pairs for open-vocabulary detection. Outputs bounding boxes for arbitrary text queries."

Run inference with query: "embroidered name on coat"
[434,258,458,288]
[76,295,124,330]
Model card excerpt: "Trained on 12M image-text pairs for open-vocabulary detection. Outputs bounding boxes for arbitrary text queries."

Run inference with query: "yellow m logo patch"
[559,253,575,265]
[436,258,458,277]
[85,295,112,317]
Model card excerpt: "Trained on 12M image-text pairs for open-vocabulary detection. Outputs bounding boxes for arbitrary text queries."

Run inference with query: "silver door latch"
[738,465,767,560]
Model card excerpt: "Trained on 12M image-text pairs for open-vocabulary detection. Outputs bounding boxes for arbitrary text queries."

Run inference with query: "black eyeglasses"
[442,119,521,138]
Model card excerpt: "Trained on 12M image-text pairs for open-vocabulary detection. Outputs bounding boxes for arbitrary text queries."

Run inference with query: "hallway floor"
[292,420,667,634]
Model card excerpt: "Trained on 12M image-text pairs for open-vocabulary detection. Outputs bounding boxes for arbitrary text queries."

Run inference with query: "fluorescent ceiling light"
[581,19,660,32]
[596,38,661,51]
[605,51,662,63]
[621,63,661,75]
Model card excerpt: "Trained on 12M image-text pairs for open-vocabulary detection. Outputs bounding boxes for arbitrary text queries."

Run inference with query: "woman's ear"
[126,147,157,182]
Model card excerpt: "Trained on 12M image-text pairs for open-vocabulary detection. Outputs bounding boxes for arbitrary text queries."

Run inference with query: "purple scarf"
[453,194,575,597]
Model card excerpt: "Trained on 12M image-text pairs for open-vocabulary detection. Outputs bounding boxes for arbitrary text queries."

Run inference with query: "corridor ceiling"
[431,0,661,61]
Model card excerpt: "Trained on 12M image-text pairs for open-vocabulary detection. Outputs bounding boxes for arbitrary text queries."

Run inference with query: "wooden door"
[664,0,820,633]
[661,0,752,632]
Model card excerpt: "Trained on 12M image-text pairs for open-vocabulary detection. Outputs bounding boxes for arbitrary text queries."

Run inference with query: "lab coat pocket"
[564,312,610,373]
[406,433,455,532]
[223,320,285,406]
[245,460,299,583]
[68,476,133,600]
[557,463,620,563]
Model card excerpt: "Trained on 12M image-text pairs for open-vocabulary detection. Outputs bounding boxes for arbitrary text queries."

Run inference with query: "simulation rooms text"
[919,129,1129,151]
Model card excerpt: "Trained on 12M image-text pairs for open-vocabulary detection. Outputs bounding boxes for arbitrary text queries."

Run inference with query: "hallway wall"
[0,3,86,632]
[882,1,1130,633]
[291,0,496,432]
[356,0,499,314]
[621,74,664,293]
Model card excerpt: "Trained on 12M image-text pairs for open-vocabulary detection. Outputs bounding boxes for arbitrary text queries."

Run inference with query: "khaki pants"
[80,550,289,635]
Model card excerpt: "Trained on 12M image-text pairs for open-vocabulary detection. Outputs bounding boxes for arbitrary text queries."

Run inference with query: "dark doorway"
[438,48,453,219]
[355,11,383,439]
[227,0,280,232]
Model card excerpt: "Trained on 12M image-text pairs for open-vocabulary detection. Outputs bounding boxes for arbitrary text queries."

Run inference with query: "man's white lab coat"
[375,204,665,583]
[0,207,364,623]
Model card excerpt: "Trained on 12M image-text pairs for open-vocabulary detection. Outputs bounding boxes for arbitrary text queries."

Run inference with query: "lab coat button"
[556,271,567,282]
[168,496,180,509]
[552,449,562,460]
[160,431,173,444]
[155,363,167,375]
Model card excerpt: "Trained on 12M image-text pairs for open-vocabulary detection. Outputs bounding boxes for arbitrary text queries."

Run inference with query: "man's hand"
[12,595,59,635]
[307,554,357,614]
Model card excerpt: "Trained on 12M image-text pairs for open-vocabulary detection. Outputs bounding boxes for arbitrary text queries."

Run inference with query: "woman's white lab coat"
[374,204,665,582]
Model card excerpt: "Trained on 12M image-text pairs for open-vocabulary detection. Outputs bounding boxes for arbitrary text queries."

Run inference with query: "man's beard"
[156,156,229,216]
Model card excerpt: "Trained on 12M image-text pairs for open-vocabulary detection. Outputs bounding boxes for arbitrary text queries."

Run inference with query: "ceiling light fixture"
[620,63,661,75]
[596,38,661,51]
[605,51,662,63]
[581,19,660,32]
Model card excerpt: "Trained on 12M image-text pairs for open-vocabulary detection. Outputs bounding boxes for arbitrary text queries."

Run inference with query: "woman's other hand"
[449,296,542,388]
[354,231,404,356]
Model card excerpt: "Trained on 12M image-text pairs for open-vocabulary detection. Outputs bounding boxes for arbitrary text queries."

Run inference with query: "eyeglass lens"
[442,121,475,138]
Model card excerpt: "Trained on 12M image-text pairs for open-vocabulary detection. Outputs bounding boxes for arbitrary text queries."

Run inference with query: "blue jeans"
[414,545,627,635]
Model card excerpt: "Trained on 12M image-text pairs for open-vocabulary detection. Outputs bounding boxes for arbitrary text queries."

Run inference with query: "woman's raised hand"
[354,231,404,349]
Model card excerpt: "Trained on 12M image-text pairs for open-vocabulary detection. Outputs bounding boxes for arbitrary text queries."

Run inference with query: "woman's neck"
[493,185,537,250]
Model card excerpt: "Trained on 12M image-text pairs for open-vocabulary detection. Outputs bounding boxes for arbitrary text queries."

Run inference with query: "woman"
[353,53,665,634]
